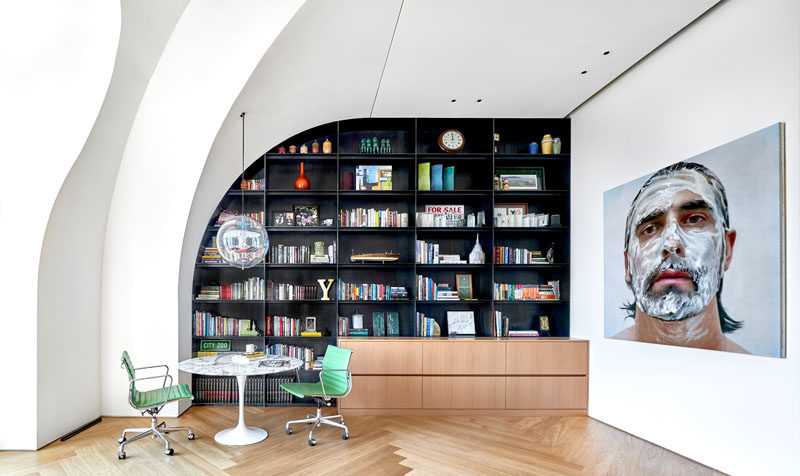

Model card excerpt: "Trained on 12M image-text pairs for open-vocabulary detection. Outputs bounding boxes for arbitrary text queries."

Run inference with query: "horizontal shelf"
[493,300,569,304]
[266,154,336,161]
[416,153,492,159]
[265,263,335,268]
[265,300,336,304]
[417,190,492,196]
[338,191,415,197]
[226,190,265,196]
[495,153,570,160]
[337,300,413,304]
[339,154,415,160]
[265,226,336,232]
[265,336,336,340]
[192,335,262,339]
[338,227,414,232]
[193,299,263,304]
[416,300,491,304]
[415,227,491,233]
[339,263,415,268]
[494,190,569,197]
[493,263,568,269]
[415,264,489,269]
[265,190,337,196]
[493,226,570,232]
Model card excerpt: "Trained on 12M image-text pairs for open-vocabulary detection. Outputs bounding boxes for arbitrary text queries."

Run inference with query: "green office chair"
[118,351,195,459]
[281,345,353,446]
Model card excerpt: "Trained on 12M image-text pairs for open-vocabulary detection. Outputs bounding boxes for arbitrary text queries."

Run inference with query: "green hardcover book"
[350,329,369,336]
[372,312,386,337]
[418,162,431,190]
[387,311,400,337]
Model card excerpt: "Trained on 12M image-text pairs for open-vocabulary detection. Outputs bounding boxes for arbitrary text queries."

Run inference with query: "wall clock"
[438,129,465,153]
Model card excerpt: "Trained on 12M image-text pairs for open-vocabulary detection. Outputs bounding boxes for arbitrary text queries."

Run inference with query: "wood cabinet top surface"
[338,337,588,343]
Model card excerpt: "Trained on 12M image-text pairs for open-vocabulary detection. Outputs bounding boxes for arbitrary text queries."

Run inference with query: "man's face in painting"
[624,170,731,321]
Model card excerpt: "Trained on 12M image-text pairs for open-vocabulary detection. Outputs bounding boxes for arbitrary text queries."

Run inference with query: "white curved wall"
[101,0,304,417]
[0,0,119,450]
[37,0,188,448]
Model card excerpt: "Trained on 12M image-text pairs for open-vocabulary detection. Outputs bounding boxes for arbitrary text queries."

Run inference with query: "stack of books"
[438,254,466,264]
[350,328,369,336]
[196,286,221,300]
[508,330,540,337]
[199,237,222,263]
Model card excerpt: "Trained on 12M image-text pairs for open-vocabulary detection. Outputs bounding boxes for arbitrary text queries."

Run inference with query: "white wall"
[570,0,799,474]
[36,0,188,448]
[101,0,304,417]
[0,0,119,450]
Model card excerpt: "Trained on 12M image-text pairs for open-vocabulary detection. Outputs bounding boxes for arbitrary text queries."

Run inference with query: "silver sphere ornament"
[217,216,269,268]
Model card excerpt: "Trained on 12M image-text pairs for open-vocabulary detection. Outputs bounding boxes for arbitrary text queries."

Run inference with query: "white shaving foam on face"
[627,171,726,321]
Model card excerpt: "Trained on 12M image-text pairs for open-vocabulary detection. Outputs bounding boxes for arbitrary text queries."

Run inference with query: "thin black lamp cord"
[240,111,246,270]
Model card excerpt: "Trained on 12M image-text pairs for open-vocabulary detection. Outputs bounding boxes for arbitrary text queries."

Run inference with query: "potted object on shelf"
[300,143,309,154]
[468,234,485,264]
[289,144,297,153]
[294,162,310,190]
[528,142,539,154]
[278,145,286,154]
[553,137,562,154]
[322,137,332,154]
[541,134,553,154]
[311,140,320,153]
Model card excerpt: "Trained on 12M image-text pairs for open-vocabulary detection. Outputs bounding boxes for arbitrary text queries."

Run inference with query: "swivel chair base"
[285,398,349,446]
[117,411,194,459]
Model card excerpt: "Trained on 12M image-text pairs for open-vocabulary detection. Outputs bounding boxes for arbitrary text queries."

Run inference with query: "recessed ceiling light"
[603,50,610,55]
[476,99,483,103]
[580,70,588,75]
[451,99,457,103]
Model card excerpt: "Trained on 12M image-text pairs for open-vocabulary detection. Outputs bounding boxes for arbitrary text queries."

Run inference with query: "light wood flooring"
[0,406,724,475]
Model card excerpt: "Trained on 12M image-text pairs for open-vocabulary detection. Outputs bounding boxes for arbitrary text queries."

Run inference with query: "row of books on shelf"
[416,276,462,301]
[193,311,259,337]
[269,242,336,264]
[200,236,221,263]
[193,375,267,405]
[269,282,318,300]
[267,344,316,370]
[415,240,465,264]
[266,315,316,337]
[215,209,265,226]
[337,279,408,301]
[416,311,441,337]
[494,246,549,264]
[339,208,409,228]
[493,280,560,301]
[196,277,265,300]
[239,178,266,190]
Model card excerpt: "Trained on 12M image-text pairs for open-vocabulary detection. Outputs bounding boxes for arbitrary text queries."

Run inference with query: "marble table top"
[178,354,303,377]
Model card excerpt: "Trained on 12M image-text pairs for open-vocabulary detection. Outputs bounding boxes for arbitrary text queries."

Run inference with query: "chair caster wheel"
[342,433,349,440]
[118,452,126,460]
[286,428,292,435]
[118,437,126,443]
[166,448,174,456]
[188,433,195,440]
[308,439,316,446]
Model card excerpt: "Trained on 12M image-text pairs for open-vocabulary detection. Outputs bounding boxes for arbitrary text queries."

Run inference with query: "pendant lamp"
[217,112,269,269]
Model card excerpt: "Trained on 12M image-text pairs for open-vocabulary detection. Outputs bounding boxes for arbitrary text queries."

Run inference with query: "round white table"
[178,354,303,445]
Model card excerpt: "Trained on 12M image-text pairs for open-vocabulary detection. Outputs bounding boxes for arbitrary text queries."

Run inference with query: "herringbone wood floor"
[0,406,723,475]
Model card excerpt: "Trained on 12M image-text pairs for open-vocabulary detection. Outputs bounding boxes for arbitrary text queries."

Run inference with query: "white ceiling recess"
[373,0,720,117]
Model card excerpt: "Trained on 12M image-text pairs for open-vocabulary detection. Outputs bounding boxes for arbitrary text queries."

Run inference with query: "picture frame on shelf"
[495,166,545,190]
[446,311,475,336]
[293,205,319,226]
[493,203,528,219]
[455,274,473,300]
[305,316,316,332]
[273,212,294,226]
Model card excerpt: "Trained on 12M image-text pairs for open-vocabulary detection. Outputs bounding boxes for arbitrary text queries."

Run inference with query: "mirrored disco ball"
[217,215,269,268]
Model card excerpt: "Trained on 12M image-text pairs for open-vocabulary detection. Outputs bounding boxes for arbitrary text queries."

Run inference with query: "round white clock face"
[440,129,464,152]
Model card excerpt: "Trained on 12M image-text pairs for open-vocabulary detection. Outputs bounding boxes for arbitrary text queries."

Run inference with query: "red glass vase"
[294,162,310,190]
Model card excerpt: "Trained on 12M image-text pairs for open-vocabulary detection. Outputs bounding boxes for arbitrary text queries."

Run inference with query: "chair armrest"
[134,364,170,387]
[128,374,174,409]
[318,369,351,399]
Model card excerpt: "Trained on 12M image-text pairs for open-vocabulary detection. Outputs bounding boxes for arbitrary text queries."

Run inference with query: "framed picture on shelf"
[305,316,316,332]
[446,311,475,336]
[493,203,527,219]
[455,274,473,300]
[273,212,293,226]
[495,167,545,190]
[293,205,319,226]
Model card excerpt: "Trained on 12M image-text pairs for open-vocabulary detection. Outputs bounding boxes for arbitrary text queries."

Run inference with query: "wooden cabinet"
[506,340,588,375]
[339,338,588,416]
[422,341,505,375]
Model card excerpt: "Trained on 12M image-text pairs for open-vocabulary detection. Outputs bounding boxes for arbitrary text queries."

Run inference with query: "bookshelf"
[192,117,570,406]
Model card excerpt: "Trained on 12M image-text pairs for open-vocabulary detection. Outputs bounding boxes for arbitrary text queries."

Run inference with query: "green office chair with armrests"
[118,351,195,459]
[281,345,353,446]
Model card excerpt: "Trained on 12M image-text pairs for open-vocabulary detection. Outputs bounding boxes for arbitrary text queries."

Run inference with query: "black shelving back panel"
[191,117,570,406]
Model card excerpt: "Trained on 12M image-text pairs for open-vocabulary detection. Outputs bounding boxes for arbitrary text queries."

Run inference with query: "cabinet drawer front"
[340,376,422,409]
[506,341,588,375]
[423,377,505,409]
[339,341,422,374]
[423,341,506,374]
[506,376,588,409]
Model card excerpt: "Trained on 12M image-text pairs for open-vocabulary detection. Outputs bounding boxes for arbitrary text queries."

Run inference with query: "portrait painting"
[603,123,785,357]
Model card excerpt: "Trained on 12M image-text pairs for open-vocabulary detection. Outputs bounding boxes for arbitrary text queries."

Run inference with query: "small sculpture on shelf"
[300,143,309,154]
[278,145,286,154]
[289,144,297,153]
[322,137,332,154]
[553,137,562,154]
[468,234,485,264]
[372,137,379,154]
[311,140,320,153]
[360,138,367,153]
[546,242,556,263]
[541,134,553,154]
[317,278,334,301]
